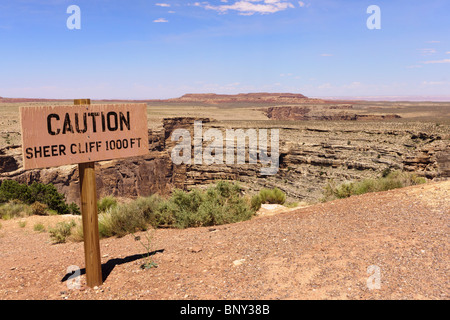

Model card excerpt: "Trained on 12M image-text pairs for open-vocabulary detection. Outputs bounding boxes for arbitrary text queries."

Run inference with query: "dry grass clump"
[322,170,427,201]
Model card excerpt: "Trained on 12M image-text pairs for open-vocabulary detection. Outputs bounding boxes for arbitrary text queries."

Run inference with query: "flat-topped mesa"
[167,92,322,104]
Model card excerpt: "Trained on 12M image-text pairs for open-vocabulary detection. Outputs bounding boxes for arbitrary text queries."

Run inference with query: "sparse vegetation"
[48,220,77,244]
[132,229,158,270]
[30,202,48,216]
[285,201,300,208]
[322,170,427,202]
[33,222,45,233]
[97,196,118,213]
[93,181,255,239]
[0,180,80,215]
[0,200,31,219]
[251,187,287,211]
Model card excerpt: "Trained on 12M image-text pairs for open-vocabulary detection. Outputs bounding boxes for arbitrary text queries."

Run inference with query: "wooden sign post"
[20,99,149,288]
[75,99,102,288]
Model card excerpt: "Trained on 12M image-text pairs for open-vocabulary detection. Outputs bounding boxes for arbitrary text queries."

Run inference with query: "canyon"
[1,97,449,205]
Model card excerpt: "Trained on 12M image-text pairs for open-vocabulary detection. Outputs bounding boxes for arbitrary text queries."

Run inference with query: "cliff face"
[0,118,448,204]
[264,106,401,121]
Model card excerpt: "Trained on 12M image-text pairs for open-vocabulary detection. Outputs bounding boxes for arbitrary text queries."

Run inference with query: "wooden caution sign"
[19,100,149,288]
[20,102,149,170]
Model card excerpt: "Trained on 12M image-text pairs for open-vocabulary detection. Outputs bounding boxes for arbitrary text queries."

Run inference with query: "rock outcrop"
[263,106,401,121]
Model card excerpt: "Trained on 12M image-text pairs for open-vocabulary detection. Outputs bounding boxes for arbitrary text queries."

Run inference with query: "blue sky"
[0,0,449,99]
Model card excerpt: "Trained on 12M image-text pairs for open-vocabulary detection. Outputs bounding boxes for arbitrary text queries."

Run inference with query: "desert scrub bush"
[33,222,45,233]
[196,182,254,227]
[251,187,287,211]
[322,170,427,201]
[68,202,81,215]
[98,194,162,238]
[0,180,80,215]
[159,181,254,229]
[95,181,255,237]
[48,220,76,244]
[285,201,300,208]
[97,196,118,213]
[132,229,158,270]
[0,180,30,203]
[30,202,48,216]
[259,187,286,205]
[0,201,31,219]
[250,193,263,211]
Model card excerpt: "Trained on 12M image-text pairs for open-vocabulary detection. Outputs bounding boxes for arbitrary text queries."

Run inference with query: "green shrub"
[94,181,256,238]
[49,220,76,244]
[322,170,427,202]
[250,194,263,211]
[252,187,286,207]
[195,182,254,227]
[0,180,76,215]
[33,223,45,233]
[0,180,30,203]
[98,194,162,238]
[0,201,31,219]
[30,202,48,216]
[285,201,300,208]
[97,196,118,213]
[28,182,70,214]
[68,202,81,215]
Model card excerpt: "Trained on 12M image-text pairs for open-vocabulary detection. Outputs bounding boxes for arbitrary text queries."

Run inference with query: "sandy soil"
[0,181,448,300]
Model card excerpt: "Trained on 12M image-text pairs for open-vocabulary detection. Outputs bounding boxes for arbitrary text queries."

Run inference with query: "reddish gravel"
[0,181,448,300]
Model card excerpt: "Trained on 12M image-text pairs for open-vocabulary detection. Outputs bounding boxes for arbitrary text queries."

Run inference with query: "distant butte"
[166,93,325,104]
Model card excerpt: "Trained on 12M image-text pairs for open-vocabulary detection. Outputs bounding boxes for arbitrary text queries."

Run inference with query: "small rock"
[190,246,202,253]
[233,259,245,266]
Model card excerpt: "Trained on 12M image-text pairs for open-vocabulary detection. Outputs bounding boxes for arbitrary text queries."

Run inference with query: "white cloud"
[419,48,437,56]
[423,59,450,64]
[197,0,296,16]
[298,1,310,7]
[153,18,169,23]
[156,3,171,7]
[320,53,333,57]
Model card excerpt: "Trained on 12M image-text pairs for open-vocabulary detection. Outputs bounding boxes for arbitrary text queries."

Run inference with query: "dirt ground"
[0,181,448,300]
